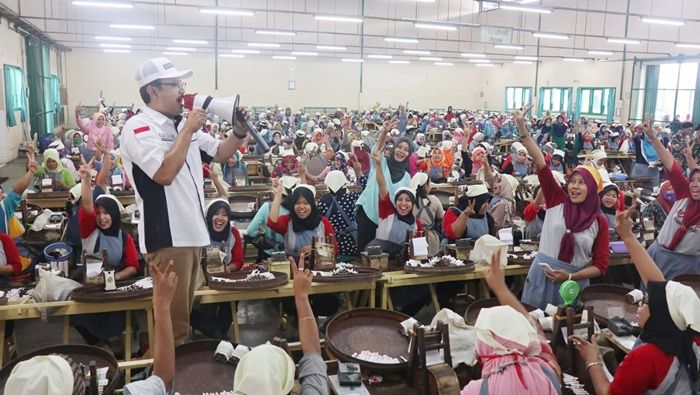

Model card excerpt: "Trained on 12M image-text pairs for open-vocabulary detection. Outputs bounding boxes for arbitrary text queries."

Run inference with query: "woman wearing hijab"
[355,120,413,252]
[550,115,568,150]
[34,148,76,191]
[247,176,298,262]
[274,150,299,177]
[641,181,675,233]
[411,172,444,256]
[221,151,248,187]
[317,171,360,260]
[462,251,562,395]
[599,183,622,232]
[501,142,530,177]
[631,124,661,186]
[294,130,308,153]
[515,106,609,309]
[443,184,495,242]
[268,182,337,261]
[351,139,370,174]
[642,123,700,279]
[365,149,423,257]
[549,149,565,173]
[75,106,115,152]
[571,207,700,395]
[269,131,285,156]
[420,146,452,184]
[483,164,517,231]
[72,165,139,346]
[523,185,546,240]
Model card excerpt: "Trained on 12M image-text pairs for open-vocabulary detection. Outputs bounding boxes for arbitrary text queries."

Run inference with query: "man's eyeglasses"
[153,81,186,89]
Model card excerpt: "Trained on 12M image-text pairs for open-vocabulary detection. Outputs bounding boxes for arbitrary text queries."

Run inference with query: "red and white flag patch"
[133,126,150,135]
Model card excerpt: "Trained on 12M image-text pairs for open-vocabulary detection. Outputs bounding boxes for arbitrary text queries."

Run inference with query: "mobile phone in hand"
[539,262,553,271]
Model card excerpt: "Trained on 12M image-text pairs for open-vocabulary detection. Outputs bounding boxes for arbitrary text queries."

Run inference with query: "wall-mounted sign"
[480,26,513,44]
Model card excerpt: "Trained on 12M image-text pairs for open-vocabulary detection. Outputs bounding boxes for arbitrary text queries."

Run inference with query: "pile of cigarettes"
[407,256,465,268]
[115,277,153,292]
[313,263,359,277]
[563,373,590,394]
[210,270,275,283]
[352,350,405,364]
[5,287,32,302]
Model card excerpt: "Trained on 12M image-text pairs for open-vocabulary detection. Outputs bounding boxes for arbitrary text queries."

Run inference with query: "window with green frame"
[538,87,572,117]
[505,87,532,112]
[49,75,62,125]
[576,87,616,121]
[2,65,28,127]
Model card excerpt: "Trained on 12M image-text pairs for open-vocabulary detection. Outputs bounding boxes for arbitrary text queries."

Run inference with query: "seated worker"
[549,149,565,173]
[33,148,76,191]
[72,164,139,346]
[571,207,700,395]
[411,172,444,257]
[221,151,248,187]
[461,250,561,394]
[233,252,329,395]
[365,149,423,257]
[246,176,298,262]
[640,181,674,233]
[600,183,622,232]
[443,184,495,242]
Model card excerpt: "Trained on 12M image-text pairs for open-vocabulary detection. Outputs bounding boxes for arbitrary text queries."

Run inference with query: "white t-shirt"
[120,106,220,253]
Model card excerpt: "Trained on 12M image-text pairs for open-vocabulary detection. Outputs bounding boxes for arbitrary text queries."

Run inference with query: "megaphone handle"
[200,96,215,110]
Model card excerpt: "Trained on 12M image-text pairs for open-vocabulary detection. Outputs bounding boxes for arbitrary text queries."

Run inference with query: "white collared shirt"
[120,106,220,253]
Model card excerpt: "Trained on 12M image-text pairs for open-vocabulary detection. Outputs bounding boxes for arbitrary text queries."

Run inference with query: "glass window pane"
[507,88,515,110]
[676,90,695,121]
[658,63,680,89]
[581,90,591,113]
[592,90,603,114]
[563,89,570,113]
[634,89,645,121]
[525,88,531,106]
[542,89,551,111]
[679,63,698,90]
[552,89,561,112]
[655,90,677,121]
[602,89,610,116]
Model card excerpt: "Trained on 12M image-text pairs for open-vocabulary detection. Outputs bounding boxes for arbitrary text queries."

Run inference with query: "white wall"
[64,48,633,126]
[0,18,27,165]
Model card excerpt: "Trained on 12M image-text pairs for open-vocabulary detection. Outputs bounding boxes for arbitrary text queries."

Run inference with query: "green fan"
[559,280,581,306]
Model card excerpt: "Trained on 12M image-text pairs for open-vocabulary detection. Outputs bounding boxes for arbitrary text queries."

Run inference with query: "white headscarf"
[233,344,295,395]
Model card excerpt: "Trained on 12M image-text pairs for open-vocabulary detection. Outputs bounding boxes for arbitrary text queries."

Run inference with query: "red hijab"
[666,168,700,251]
[559,167,601,263]
[657,181,675,214]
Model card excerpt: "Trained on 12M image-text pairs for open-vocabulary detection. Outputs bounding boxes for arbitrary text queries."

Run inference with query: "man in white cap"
[120,57,249,344]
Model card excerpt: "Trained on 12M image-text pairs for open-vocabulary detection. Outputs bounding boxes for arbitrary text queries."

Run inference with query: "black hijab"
[386,138,413,184]
[206,199,232,243]
[394,189,417,225]
[456,193,492,219]
[94,196,121,237]
[599,184,618,216]
[289,187,322,232]
[640,281,699,383]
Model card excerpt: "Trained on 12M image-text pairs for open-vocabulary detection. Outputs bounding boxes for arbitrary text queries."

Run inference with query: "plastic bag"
[33,269,82,320]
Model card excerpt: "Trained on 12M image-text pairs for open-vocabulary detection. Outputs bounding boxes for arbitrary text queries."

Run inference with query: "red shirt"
[229,227,244,270]
[267,214,338,255]
[0,232,21,274]
[378,193,423,236]
[522,201,540,222]
[78,206,139,271]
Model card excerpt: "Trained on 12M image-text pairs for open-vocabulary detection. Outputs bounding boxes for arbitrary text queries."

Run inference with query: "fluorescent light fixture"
[475,63,496,67]
[588,50,614,56]
[675,43,700,49]
[103,49,130,53]
[469,59,490,63]
[385,37,419,44]
[73,1,132,8]
[419,57,442,61]
[316,45,347,51]
[109,23,154,30]
[291,51,319,56]
[414,22,457,31]
[200,8,254,16]
[367,54,392,59]
[173,39,208,45]
[314,15,363,23]
[167,47,197,51]
[95,36,131,41]
[515,56,538,61]
[404,50,431,55]
[231,49,260,54]
[162,52,187,56]
[341,58,364,63]
[256,30,296,36]
[219,54,244,58]
[494,44,524,50]
[272,55,296,60]
[514,61,533,65]
[434,62,454,66]
[607,38,640,45]
[562,57,585,62]
[248,42,280,48]
[461,53,486,58]
[389,60,411,64]
[642,17,685,26]
[533,32,569,40]
[500,4,551,13]
[99,43,130,48]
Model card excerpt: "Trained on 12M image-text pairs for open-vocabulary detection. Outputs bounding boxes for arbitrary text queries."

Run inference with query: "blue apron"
[521,253,590,310]
[284,221,325,259]
[647,240,700,283]
[525,215,544,240]
[467,215,490,239]
[514,162,529,176]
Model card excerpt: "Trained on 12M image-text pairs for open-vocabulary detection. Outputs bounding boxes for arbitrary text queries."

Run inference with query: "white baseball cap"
[134,57,192,88]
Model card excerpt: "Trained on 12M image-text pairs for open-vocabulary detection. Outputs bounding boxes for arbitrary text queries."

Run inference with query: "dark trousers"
[356,206,378,253]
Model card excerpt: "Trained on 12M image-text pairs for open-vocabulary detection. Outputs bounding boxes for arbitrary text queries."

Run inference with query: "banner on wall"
[480,26,513,44]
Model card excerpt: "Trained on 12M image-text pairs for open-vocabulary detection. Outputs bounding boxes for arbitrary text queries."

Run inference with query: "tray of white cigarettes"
[0,287,33,305]
[325,308,412,373]
[207,270,288,291]
[507,250,537,266]
[173,340,246,394]
[404,255,475,274]
[70,277,153,303]
[311,262,382,283]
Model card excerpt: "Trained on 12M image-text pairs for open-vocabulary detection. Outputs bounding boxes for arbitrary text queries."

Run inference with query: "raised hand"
[485,250,505,291]
[512,104,533,136]
[271,178,283,196]
[464,198,476,217]
[150,260,179,312]
[381,119,399,134]
[78,164,91,181]
[371,148,382,166]
[615,201,637,240]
